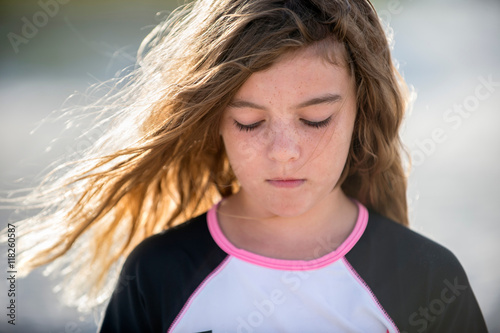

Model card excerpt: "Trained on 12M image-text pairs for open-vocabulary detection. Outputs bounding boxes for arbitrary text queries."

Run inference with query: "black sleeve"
[418,261,487,333]
[98,214,228,333]
[98,243,157,333]
[345,210,488,333]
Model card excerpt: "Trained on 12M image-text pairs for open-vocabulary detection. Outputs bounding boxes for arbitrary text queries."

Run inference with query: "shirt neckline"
[207,200,368,271]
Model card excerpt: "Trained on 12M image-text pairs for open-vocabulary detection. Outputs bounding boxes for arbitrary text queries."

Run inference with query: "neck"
[217,188,358,260]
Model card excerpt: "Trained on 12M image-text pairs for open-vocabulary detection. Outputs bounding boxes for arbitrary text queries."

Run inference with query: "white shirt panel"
[170,256,395,332]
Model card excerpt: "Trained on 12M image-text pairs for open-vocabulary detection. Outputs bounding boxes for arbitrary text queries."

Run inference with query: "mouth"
[266,178,306,188]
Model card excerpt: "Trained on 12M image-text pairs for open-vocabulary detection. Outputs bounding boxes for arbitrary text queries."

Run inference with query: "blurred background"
[0,0,499,332]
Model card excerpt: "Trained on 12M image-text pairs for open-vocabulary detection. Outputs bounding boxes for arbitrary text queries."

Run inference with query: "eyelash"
[301,116,332,129]
[234,120,263,132]
[234,116,332,132]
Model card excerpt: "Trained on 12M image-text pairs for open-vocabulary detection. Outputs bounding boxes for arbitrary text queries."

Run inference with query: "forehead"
[232,44,353,104]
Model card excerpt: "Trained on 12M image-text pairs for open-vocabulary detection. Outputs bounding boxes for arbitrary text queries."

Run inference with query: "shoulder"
[353,209,462,272]
[346,209,487,332]
[122,214,226,288]
[127,213,210,263]
[102,212,228,332]
[346,208,466,286]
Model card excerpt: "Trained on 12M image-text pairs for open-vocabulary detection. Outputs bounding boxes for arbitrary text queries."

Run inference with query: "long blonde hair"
[4,0,409,310]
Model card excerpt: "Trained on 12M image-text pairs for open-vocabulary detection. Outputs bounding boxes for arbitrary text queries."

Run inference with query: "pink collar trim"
[207,200,368,271]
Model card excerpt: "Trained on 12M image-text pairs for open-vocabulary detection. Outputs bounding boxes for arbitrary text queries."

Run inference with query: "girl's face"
[220,46,357,219]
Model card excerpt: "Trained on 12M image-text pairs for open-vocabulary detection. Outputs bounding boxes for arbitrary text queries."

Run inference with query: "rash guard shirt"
[99,201,487,333]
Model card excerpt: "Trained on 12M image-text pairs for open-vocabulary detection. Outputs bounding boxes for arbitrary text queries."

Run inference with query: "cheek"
[305,126,340,162]
[308,120,354,173]
[222,117,274,161]
[222,130,261,176]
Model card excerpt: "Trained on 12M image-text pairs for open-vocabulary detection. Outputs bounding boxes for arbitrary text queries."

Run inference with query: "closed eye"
[301,116,332,129]
[233,119,263,132]
[233,116,332,132]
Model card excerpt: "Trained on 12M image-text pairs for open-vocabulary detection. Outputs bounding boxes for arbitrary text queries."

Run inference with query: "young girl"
[8,0,487,332]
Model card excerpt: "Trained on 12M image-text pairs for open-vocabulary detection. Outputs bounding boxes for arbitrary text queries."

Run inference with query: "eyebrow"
[228,93,342,110]
[295,94,342,109]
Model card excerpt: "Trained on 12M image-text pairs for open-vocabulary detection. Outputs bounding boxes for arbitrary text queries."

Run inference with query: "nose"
[266,125,300,163]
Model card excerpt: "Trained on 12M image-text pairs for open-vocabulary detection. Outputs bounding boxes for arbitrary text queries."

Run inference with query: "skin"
[218,45,359,260]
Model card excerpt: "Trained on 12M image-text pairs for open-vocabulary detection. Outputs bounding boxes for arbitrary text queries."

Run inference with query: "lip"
[266,178,306,188]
